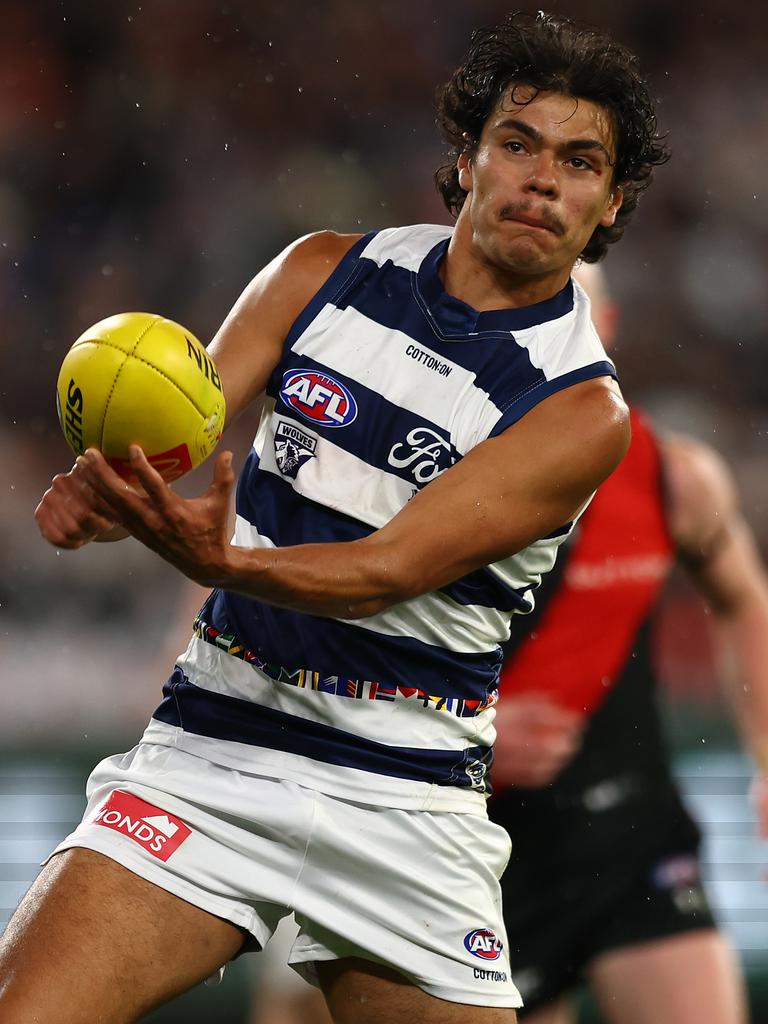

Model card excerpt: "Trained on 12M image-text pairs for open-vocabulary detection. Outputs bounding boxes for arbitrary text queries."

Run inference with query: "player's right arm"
[35,231,363,550]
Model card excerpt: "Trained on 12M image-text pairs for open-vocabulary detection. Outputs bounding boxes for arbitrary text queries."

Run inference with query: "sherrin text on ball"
[56,312,226,482]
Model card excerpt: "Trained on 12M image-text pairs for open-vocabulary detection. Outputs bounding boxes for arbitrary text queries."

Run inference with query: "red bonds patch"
[92,791,192,862]
[108,443,193,483]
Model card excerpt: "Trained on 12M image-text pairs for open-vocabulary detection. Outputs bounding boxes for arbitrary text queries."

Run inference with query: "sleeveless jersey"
[146,224,616,813]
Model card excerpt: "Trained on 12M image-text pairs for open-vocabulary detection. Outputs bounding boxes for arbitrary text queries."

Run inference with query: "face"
[457,87,623,279]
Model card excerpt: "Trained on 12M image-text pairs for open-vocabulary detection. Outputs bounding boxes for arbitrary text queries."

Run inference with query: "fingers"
[125,445,171,505]
[208,451,235,497]
[35,468,119,548]
[76,449,151,520]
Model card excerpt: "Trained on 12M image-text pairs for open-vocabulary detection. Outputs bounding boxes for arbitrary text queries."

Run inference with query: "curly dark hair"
[435,11,669,262]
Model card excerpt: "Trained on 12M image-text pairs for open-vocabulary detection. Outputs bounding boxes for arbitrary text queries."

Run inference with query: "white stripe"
[232,514,275,548]
[340,592,508,654]
[509,285,613,382]
[177,636,496,750]
[360,224,453,273]
[254,399,414,528]
[290,305,502,449]
[488,527,576,600]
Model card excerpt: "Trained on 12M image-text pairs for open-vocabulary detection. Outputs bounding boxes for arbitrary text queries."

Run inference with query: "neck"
[442,212,572,311]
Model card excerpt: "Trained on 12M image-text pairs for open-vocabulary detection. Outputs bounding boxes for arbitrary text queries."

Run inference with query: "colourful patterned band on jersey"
[193,617,498,719]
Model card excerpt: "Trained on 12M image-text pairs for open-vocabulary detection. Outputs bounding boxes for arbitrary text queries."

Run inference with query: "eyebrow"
[492,117,613,163]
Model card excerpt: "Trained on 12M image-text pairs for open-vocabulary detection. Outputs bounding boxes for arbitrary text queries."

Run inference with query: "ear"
[457,151,473,193]
[600,185,624,228]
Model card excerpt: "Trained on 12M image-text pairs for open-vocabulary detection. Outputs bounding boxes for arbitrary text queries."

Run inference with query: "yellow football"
[56,312,226,482]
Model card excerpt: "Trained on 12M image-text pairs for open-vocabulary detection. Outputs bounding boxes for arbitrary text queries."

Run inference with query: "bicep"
[362,378,629,598]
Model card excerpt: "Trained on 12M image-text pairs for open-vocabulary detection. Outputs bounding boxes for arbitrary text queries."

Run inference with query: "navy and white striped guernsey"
[146,224,617,814]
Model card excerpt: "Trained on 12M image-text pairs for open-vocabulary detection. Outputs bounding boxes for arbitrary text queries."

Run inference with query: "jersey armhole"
[488,360,617,437]
[283,230,378,349]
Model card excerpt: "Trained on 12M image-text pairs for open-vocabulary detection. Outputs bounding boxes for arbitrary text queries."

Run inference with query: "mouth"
[503,214,555,233]
[499,206,563,235]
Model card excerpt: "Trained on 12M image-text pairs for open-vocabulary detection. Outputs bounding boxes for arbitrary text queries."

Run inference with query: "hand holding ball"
[56,313,226,482]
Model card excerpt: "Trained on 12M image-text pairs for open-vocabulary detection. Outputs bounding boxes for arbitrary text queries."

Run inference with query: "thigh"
[586,930,748,1024]
[0,848,246,1024]
[317,958,518,1024]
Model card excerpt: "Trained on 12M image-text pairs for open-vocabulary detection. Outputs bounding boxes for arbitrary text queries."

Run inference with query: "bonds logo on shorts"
[92,791,192,862]
[280,368,357,428]
[464,927,503,961]
[274,420,318,479]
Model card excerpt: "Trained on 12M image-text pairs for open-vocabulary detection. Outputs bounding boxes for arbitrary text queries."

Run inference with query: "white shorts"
[50,742,521,1008]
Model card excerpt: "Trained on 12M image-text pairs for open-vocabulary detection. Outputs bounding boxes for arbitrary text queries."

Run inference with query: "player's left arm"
[664,434,768,836]
[74,375,629,613]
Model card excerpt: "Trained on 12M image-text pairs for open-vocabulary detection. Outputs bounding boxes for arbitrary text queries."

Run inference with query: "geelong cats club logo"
[275,421,318,479]
[280,368,358,427]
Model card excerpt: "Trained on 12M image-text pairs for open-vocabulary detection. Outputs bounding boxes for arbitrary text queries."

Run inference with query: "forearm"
[217,536,405,619]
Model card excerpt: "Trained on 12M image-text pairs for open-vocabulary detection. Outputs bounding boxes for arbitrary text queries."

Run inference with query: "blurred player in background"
[3,13,669,1024]
[490,262,768,1024]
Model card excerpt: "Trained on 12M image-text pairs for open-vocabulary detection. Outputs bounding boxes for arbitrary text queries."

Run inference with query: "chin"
[497,243,554,275]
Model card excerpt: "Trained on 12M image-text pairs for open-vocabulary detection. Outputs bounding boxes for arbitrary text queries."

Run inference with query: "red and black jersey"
[500,406,675,715]
[492,409,699,859]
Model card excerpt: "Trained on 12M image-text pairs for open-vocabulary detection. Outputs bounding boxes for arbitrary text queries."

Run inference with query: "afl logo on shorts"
[280,368,358,428]
[464,927,503,961]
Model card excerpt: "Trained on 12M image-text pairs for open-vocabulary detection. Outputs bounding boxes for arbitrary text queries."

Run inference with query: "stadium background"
[1,1,766,1019]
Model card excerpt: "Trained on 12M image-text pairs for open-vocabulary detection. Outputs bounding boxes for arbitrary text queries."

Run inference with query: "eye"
[568,156,594,171]
[504,139,526,153]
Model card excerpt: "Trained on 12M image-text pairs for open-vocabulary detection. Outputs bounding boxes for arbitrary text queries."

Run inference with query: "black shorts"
[502,838,716,1015]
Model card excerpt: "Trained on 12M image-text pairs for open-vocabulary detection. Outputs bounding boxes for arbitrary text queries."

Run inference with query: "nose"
[522,152,559,199]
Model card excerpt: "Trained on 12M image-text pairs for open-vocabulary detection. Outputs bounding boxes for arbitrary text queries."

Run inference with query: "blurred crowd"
[2,0,767,739]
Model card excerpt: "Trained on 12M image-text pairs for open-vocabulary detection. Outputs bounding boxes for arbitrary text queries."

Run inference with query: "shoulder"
[274,230,366,291]
[224,230,364,332]
[661,433,738,550]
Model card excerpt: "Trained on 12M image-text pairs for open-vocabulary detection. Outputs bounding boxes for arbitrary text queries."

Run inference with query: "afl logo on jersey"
[280,368,358,428]
[464,928,503,961]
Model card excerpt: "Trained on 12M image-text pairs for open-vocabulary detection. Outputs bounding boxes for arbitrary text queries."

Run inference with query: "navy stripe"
[439,566,532,613]
[237,449,374,544]
[545,521,574,540]
[202,590,502,701]
[271,352,461,478]
[489,361,618,437]
[153,672,491,789]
